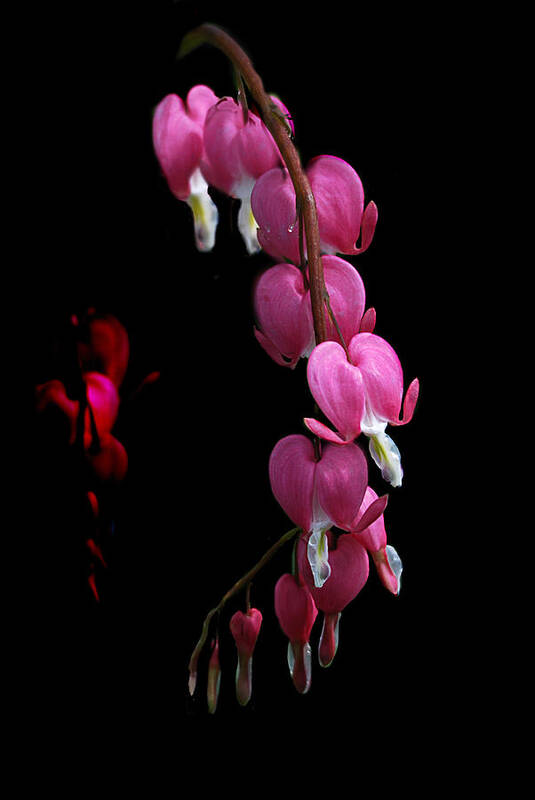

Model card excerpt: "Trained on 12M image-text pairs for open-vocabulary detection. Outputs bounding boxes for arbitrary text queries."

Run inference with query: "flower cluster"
[153,85,292,254]
[157,26,419,712]
[35,310,159,601]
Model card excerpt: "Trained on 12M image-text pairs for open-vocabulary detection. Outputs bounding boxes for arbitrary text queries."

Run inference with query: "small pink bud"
[207,638,221,714]
[274,573,318,694]
[318,612,341,668]
[229,608,263,706]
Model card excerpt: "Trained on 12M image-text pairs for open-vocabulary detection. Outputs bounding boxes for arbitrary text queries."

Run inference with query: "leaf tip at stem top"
[177,26,208,60]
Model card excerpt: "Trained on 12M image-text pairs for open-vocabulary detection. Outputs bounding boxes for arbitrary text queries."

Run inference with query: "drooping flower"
[269,434,385,588]
[152,85,219,251]
[352,486,403,595]
[36,372,120,446]
[304,332,419,487]
[297,530,369,667]
[251,155,377,263]
[253,255,366,368]
[200,95,291,254]
[229,607,263,706]
[274,573,318,694]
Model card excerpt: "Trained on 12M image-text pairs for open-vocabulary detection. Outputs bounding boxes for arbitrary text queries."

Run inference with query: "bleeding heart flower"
[253,255,366,368]
[297,530,369,667]
[200,95,291,254]
[251,155,377,263]
[152,85,220,251]
[274,573,318,694]
[304,332,419,487]
[269,434,385,589]
[352,486,403,595]
[229,607,263,706]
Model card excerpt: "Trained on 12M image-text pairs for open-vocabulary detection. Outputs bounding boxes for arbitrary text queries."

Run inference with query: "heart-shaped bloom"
[36,372,120,444]
[200,96,291,254]
[274,573,318,694]
[253,255,366,368]
[152,85,219,251]
[251,155,378,263]
[35,372,126,483]
[229,608,263,706]
[297,530,369,667]
[304,332,419,487]
[269,434,385,588]
[352,486,403,595]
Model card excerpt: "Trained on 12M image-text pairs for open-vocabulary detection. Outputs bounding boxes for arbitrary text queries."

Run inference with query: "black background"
[21,0,479,753]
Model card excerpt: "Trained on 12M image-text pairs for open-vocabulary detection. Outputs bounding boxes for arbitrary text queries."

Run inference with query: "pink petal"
[274,572,318,643]
[253,263,314,365]
[303,417,351,445]
[348,333,404,424]
[269,434,317,532]
[315,442,368,532]
[185,84,219,127]
[390,377,420,426]
[351,487,387,551]
[235,112,281,181]
[84,372,120,436]
[359,307,376,333]
[251,167,301,264]
[307,155,365,255]
[200,97,244,195]
[297,532,369,614]
[351,492,389,534]
[353,201,378,254]
[307,341,364,443]
[322,255,366,346]
[253,327,299,368]
[152,94,203,200]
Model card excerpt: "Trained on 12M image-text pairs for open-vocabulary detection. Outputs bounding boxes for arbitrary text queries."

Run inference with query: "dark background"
[22,0,478,747]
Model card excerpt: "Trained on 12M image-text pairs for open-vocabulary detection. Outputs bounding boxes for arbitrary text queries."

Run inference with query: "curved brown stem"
[180,23,327,345]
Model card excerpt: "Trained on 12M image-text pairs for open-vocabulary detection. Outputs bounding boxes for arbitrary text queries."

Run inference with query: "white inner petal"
[186,168,218,252]
[385,545,403,593]
[233,177,261,255]
[368,430,403,488]
[307,527,331,588]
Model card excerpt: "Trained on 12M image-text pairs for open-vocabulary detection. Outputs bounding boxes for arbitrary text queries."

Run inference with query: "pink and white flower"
[352,486,403,595]
[269,434,386,588]
[253,255,366,368]
[200,96,291,254]
[304,332,419,487]
[274,573,318,694]
[297,530,369,667]
[229,607,263,706]
[251,154,378,263]
[152,85,219,251]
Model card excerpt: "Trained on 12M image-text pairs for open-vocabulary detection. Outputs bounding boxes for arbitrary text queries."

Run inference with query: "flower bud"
[274,573,318,694]
[229,608,263,706]
[207,638,221,714]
